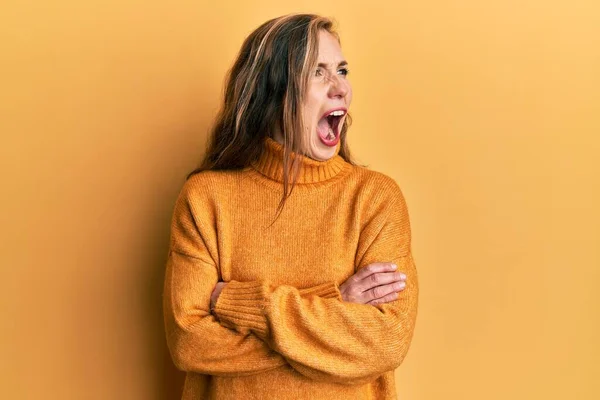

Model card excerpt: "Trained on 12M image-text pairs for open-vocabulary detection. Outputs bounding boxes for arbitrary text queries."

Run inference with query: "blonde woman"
[163,13,419,400]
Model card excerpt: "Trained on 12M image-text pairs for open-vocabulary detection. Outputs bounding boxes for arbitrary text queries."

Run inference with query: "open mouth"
[317,109,346,142]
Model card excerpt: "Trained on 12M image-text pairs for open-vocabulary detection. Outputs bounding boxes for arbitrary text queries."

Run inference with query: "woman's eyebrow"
[317,60,348,68]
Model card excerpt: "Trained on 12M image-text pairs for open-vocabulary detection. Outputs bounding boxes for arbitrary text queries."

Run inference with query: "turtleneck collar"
[249,136,350,184]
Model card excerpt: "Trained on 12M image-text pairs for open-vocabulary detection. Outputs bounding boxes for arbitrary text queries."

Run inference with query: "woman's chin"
[308,138,338,161]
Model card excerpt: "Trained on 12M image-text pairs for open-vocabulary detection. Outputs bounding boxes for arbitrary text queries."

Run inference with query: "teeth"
[327,110,345,117]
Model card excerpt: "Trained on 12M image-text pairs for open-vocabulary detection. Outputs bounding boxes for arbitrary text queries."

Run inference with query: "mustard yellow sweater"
[163,137,419,399]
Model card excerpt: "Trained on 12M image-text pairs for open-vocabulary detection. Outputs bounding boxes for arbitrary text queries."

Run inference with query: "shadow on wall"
[141,127,207,400]
[145,191,185,398]
[146,170,186,399]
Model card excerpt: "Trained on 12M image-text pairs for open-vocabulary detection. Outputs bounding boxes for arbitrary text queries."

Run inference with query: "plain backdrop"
[1,1,598,399]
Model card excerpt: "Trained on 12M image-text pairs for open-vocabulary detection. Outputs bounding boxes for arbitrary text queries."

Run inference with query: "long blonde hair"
[188,13,362,221]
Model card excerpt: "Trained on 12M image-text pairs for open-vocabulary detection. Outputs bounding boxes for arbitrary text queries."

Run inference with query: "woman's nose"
[327,75,348,99]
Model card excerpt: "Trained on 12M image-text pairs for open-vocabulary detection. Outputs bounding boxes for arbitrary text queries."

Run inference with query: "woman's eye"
[315,67,349,78]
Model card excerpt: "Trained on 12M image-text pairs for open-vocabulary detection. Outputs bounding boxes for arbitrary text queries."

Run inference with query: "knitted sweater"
[163,136,419,400]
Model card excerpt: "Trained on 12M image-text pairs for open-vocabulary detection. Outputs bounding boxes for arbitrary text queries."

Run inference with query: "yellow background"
[1,1,598,399]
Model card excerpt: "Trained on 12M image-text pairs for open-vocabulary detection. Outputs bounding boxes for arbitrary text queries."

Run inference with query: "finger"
[352,262,398,283]
[366,291,399,305]
[363,280,406,302]
[361,271,406,291]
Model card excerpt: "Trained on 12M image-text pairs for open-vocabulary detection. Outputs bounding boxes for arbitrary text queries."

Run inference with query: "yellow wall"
[1,1,598,399]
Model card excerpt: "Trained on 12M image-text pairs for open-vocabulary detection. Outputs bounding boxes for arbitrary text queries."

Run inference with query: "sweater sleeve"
[163,179,343,377]
[212,181,419,385]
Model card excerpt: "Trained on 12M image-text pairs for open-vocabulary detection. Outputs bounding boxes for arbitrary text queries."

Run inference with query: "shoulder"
[351,165,406,207]
[347,166,411,235]
[178,169,241,201]
[184,169,236,190]
[171,171,234,221]
[171,170,242,231]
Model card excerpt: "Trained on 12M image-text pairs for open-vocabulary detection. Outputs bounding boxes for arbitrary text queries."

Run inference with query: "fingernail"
[401,274,406,280]
[391,264,397,269]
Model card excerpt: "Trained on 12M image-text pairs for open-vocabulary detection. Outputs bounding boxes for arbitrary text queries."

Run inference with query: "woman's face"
[274,30,353,161]
[302,30,353,160]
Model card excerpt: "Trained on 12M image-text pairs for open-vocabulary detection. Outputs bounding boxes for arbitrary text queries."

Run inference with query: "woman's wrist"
[210,281,227,312]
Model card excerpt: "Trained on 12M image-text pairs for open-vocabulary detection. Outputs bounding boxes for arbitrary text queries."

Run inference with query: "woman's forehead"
[317,31,346,65]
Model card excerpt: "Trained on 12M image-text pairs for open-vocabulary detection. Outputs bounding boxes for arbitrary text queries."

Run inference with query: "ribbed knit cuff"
[212,281,342,340]
[212,280,270,338]
[298,281,342,300]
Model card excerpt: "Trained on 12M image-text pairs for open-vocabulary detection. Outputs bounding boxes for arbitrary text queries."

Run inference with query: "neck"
[250,136,349,184]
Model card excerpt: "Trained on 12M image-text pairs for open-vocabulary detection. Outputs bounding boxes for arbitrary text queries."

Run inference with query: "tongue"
[317,117,332,140]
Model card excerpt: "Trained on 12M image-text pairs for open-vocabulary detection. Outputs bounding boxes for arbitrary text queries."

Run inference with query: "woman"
[163,13,419,400]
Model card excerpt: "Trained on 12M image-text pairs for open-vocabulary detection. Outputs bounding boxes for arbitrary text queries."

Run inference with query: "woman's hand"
[210,281,227,311]
[339,262,407,305]
[210,262,406,311]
